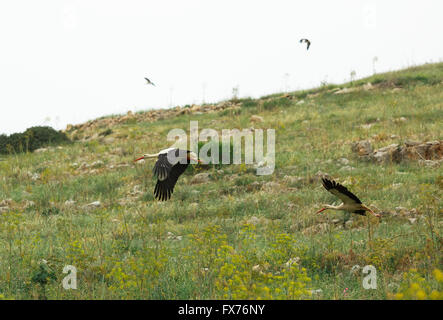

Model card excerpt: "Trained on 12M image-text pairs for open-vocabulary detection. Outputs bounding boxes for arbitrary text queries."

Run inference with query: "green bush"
[241,98,258,109]
[99,128,113,137]
[41,207,61,217]
[263,97,292,110]
[0,126,71,155]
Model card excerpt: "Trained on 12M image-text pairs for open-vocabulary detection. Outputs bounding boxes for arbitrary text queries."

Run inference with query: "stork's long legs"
[362,205,381,218]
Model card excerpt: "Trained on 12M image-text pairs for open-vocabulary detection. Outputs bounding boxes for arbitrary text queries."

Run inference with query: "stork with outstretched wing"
[134,148,201,201]
[317,178,380,218]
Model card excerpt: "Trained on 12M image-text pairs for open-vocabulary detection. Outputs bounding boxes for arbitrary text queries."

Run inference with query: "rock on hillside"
[351,140,443,166]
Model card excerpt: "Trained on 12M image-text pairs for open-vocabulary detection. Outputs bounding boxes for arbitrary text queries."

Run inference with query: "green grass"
[0,63,442,300]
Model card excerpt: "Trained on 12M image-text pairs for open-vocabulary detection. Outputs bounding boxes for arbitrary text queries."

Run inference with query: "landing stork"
[134,148,201,201]
[317,178,381,218]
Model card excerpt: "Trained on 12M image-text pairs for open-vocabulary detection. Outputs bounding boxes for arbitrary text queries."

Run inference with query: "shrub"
[263,97,292,111]
[0,126,71,155]
[241,98,258,109]
[99,128,113,136]
[182,224,312,299]
[389,268,443,300]
[41,207,60,217]
[394,74,440,87]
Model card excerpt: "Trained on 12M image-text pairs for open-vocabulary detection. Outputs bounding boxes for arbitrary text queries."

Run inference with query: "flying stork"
[145,77,155,86]
[134,148,201,201]
[317,178,381,218]
[300,38,311,50]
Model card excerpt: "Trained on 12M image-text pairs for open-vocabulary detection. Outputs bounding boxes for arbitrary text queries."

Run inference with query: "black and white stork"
[145,77,155,86]
[317,178,381,218]
[134,148,201,201]
[299,38,311,50]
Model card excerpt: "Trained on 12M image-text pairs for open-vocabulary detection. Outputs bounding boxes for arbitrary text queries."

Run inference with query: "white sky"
[0,0,442,135]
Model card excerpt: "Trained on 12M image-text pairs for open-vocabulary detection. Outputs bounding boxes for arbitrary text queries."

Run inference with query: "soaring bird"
[299,38,311,50]
[145,77,155,86]
[134,148,201,201]
[317,178,381,218]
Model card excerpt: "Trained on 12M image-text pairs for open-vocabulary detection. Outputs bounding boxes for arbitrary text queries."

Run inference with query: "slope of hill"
[0,63,442,299]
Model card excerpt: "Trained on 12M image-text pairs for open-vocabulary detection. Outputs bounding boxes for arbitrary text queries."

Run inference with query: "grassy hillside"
[0,63,442,300]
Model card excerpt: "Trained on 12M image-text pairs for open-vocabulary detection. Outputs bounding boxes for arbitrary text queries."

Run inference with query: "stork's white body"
[317,178,380,218]
[320,203,374,214]
[142,148,198,165]
[142,147,176,158]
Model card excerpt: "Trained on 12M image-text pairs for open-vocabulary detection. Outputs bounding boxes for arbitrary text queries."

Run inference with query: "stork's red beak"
[316,208,326,214]
[134,156,145,162]
[187,154,203,164]
[190,159,203,165]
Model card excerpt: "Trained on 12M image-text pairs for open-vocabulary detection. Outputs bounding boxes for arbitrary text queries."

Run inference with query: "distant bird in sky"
[317,178,381,218]
[134,148,201,201]
[299,38,311,50]
[145,77,155,86]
